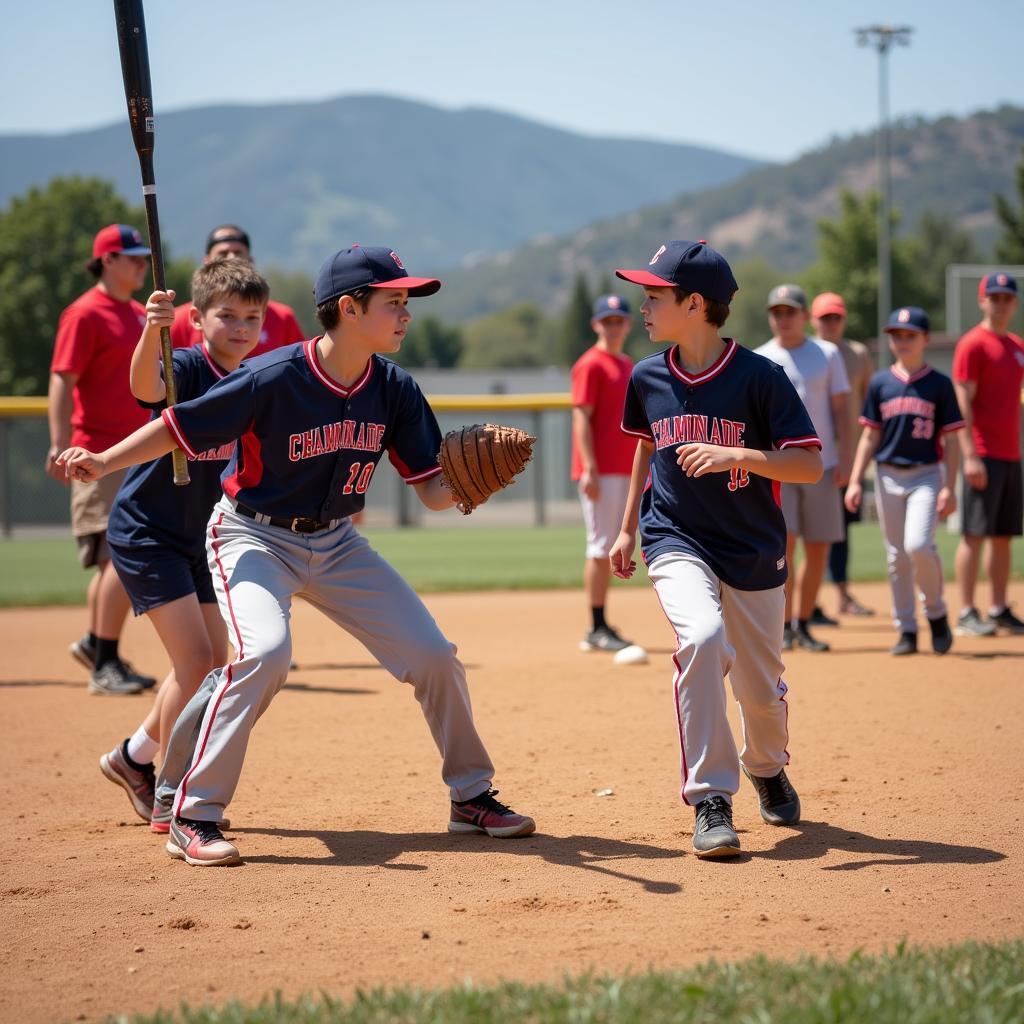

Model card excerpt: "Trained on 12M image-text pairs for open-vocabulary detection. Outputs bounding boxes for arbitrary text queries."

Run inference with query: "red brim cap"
[368,276,442,297]
[615,268,675,287]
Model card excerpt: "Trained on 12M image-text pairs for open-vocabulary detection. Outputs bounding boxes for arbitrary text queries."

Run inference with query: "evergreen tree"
[560,272,594,366]
[392,315,463,368]
[994,148,1024,263]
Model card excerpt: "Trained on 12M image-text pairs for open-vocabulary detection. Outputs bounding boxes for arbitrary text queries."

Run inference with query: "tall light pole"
[856,24,913,367]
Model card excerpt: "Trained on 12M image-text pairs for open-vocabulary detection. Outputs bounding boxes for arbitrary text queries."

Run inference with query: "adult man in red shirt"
[169,225,304,357]
[571,294,638,652]
[46,225,158,694]
[952,271,1024,636]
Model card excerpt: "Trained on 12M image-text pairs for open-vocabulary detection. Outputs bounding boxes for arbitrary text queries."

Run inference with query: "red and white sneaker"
[448,789,536,838]
[99,741,155,822]
[167,817,240,866]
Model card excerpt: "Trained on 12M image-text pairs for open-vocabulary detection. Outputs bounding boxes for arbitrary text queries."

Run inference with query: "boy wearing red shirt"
[952,271,1024,636]
[46,224,158,695]
[571,295,638,652]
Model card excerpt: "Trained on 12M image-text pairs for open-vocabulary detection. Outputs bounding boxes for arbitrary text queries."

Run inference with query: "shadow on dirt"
[761,819,1006,870]
[231,826,684,893]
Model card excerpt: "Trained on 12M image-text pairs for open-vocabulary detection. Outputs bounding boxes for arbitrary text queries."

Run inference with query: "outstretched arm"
[57,418,177,483]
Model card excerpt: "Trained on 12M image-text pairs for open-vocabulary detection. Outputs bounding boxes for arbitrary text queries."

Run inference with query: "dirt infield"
[2,582,1022,1023]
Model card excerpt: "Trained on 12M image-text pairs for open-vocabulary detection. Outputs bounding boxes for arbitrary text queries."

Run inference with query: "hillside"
[0,95,759,271]
[432,105,1024,322]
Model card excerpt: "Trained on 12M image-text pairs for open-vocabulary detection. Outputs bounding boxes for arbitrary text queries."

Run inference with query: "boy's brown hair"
[315,287,372,331]
[673,287,731,329]
[191,258,270,313]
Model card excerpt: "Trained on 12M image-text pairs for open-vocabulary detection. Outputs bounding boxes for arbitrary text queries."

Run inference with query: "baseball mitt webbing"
[437,423,536,515]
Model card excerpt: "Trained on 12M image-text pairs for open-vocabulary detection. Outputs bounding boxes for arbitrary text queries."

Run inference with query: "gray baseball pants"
[648,551,791,807]
[873,463,947,633]
[161,498,495,823]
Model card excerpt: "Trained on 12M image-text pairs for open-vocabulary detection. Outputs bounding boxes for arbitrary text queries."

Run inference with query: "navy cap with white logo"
[884,306,930,334]
[979,271,1018,297]
[314,245,442,305]
[615,240,738,304]
[592,294,632,320]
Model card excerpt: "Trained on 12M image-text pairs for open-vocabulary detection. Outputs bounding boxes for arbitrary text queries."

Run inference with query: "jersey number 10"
[343,462,376,495]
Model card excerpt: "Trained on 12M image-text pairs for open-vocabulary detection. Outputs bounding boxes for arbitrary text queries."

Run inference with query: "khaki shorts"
[578,475,631,558]
[71,468,127,568]
[780,472,843,544]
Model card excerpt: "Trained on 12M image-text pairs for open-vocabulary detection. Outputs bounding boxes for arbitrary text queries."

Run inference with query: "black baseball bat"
[112,0,189,485]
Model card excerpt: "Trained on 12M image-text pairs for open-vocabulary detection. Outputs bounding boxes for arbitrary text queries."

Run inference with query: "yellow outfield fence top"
[0,394,574,418]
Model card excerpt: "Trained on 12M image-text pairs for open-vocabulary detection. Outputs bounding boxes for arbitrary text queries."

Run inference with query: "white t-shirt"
[755,336,850,469]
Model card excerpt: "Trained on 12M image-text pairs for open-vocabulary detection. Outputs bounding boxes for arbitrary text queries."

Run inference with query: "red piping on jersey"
[941,420,966,433]
[889,363,932,384]
[858,416,883,429]
[175,510,243,819]
[304,338,374,398]
[199,341,228,379]
[387,446,444,484]
[161,408,198,459]
[777,435,822,450]
[666,338,738,386]
[621,424,655,441]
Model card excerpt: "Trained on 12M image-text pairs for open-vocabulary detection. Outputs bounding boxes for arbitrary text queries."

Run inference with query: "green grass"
[2,523,1023,608]
[110,940,1024,1023]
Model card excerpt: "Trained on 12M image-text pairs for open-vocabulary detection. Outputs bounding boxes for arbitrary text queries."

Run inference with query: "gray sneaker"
[692,796,740,858]
[579,625,631,652]
[89,661,144,695]
[955,607,997,637]
[69,635,96,671]
[99,741,155,821]
[743,767,801,826]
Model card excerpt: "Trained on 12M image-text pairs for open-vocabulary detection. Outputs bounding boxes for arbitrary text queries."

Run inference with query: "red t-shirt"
[50,287,150,450]
[170,300,305,357]
[570,345,636,479]
[952,324,1024,461]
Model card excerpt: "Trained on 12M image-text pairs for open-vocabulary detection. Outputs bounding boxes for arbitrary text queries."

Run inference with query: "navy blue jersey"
[108,344,236,553]
[622,340,821,590]
[162,339,442,521]
[859,365,964,466]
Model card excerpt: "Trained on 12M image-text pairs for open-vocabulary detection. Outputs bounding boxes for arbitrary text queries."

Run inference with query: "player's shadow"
[292,661,480,672]
[282,681,377,696]
[0,678,85,689]
[759,819,1005,871]
[231,826,683,894]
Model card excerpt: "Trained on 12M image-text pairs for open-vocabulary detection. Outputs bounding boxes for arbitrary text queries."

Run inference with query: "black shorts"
[108,539,217,616]
[962,457,1023,538]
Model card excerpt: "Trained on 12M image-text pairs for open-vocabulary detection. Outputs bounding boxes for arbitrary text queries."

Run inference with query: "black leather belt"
[233,501,341,534]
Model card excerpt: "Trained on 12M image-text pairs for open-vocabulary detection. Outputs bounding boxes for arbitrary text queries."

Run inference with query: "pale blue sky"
[2,0,1022,161]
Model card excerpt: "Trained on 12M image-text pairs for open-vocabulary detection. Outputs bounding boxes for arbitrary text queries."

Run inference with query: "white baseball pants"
[874,463,947,633]
[648,551,791,807]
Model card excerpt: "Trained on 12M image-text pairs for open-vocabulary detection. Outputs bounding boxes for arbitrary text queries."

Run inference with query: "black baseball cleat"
[691,796,740,858]
[928,615,953,655]
[743,767,801,826]
[810,606,839,627]
[793,623,829,652]
[890,631,918,656]
[988,605,1024,635]
[782,624,795,651]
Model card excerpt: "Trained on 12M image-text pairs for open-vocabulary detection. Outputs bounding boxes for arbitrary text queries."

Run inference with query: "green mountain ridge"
[431,105,1024,323]
[0,94,760,272]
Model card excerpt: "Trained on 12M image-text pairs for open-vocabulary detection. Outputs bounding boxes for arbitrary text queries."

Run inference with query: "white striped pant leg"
[155,669,219,811]
[302,524,494,802]
[648,552,738,806]
[175,506,300,821]
[719,582,790,778]
[902,465,946,622]
[874,467,917,633]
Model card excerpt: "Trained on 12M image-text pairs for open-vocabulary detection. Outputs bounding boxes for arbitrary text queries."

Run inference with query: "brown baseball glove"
[437,423,536,515]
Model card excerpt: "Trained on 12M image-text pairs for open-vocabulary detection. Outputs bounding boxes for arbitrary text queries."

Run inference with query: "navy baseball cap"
[92,224,150,258]
[593,294,632,320]
[979,271,1018,297]
[884,306,930,334]
[315,245,441,305]
[615,240,738,304]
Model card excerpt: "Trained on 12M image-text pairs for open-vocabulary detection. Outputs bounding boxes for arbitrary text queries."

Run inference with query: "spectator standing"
[811,291,875,620]
[45,224,157,694]
[756,285,851,652]
[571,295,637,652]
[952,272,1024,636]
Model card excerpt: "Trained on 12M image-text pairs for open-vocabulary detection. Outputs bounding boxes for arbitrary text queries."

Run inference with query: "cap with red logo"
[810,291,847,318]
[883,306,930,334]
[978,271,1018,298]
[92,224,151,258]
[314,245,441,304]
[615,239,738,304]
[592,294,632,320]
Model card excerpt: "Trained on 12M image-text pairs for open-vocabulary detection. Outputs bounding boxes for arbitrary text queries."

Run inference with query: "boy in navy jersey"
[845,307,963,656]
[609,240,823,858]
[60,245,534,866]
[96,259,268,824]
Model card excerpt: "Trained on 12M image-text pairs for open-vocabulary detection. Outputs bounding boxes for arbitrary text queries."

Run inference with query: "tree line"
[3,159,1024,396]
